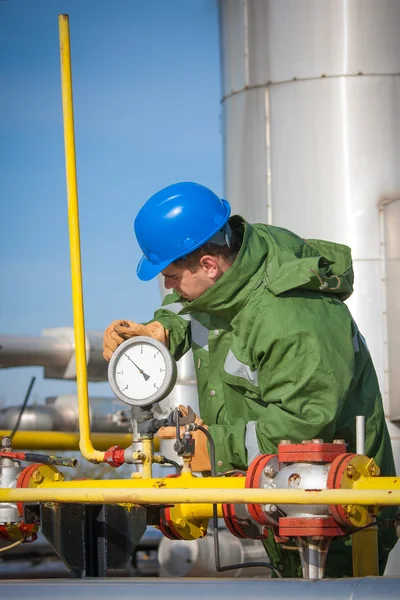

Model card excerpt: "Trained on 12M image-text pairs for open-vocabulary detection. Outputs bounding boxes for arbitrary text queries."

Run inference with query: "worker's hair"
[173,220,243,273]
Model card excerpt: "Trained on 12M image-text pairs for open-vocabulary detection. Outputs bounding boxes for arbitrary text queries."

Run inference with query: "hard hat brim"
[137,255,171,281]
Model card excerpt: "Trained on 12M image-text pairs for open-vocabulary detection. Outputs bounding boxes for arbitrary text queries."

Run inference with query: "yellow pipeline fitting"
[335,455,383,528]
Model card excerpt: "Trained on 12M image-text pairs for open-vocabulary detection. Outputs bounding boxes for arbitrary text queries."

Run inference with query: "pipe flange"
[222,474,267,539]
[16,463,64,516]
[246,454,280,528]
[327,453,376,528]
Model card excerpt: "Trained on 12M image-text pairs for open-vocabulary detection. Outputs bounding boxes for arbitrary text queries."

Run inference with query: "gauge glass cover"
[108,336,177,407]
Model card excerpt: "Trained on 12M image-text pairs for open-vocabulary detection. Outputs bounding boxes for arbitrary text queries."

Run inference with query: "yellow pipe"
[2,487,400,505]
[0,431,140,451]
[59,14,104,463]
[353,476,399,490]
[352,526,379,577]
[40,472,245,489]
[141,437,153,479]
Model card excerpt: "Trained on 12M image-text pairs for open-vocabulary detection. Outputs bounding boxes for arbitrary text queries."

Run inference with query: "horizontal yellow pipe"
[0,431,148,452]
[41,473,245,489]
[1,487,399,505]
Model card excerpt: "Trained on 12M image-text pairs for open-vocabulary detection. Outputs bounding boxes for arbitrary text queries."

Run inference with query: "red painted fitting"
[246,454,279,529]
[16,464,43,516]
[279,516,347,537]
[278,442,347,464]
[103,445,125,468]
[0,523,38,544]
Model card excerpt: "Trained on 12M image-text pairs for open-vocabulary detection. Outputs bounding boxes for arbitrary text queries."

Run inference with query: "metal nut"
[264,466,277,477]
[368,464,380,477]
[333,439,346,444]
[312,439,324,444]
[346,464,357,479]
[279,440,291,445]
[345,504,357,516]
[264,504,278,514]
[34,472,44,484]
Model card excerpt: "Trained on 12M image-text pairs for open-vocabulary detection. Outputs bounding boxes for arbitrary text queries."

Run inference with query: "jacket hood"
[178,216,354,319]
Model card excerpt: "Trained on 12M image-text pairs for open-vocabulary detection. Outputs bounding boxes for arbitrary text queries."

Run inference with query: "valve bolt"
[264,466,276,477]
[346,464,356,478]
[34,472,44,484]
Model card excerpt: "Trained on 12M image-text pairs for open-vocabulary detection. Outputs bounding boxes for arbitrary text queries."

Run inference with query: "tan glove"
[157,406,210,472]
[103,319,169,361]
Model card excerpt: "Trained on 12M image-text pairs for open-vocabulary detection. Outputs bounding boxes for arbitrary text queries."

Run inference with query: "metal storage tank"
[219,0,400,572]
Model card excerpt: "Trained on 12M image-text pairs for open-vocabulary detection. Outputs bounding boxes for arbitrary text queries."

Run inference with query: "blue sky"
[0,0,222,406]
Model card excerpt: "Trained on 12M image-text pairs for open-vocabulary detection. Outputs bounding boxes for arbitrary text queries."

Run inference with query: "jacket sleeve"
[208,298,356,470]
[151,292,192,361]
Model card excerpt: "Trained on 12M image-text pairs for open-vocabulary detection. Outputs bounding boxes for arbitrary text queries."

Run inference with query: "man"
[103,181,396,577]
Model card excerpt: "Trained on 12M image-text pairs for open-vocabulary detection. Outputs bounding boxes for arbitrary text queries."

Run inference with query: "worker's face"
[162,256,225,301]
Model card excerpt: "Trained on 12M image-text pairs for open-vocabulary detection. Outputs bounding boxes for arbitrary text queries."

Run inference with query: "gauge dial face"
[108,336,177,407]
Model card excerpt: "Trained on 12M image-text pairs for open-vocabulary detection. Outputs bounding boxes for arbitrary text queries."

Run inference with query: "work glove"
[157,405,211,472]
[103,320,169,361]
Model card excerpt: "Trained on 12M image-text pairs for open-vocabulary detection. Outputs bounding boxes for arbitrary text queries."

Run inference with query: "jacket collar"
[178,217,267,320]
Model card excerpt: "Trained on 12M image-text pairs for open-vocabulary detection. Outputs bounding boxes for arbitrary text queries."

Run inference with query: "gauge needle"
[125,355,150,381]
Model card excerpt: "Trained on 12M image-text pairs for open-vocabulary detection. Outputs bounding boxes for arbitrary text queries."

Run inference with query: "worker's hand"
[156,424,211,472]
[177,405,204,427]
[103,320,169,361]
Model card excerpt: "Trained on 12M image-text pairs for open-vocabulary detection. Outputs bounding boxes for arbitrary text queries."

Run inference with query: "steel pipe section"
[1,578,400,599]
[0,328,107,381]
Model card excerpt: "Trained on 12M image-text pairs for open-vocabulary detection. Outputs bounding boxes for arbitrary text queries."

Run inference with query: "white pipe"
[356,415,366,455]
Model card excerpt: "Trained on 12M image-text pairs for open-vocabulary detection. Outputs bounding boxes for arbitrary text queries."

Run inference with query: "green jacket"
[152,216,397,576]
[154,216,395,479]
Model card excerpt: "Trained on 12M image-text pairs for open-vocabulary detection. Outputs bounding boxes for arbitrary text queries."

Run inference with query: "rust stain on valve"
[288,473,301,487]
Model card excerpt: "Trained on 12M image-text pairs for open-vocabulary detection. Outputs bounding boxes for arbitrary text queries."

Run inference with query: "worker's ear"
[199,255,219,279]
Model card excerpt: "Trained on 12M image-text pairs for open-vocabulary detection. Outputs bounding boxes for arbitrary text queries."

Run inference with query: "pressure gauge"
[108,336,177,407]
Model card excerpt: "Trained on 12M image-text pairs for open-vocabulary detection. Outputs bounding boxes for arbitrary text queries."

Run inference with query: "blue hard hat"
[134,182,231,281]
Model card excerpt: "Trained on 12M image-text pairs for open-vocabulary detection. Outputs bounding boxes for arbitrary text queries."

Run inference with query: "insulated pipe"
[1,487,399,506]
[2,578,400,600]
[0,335,72,368]
[58,14,104,463]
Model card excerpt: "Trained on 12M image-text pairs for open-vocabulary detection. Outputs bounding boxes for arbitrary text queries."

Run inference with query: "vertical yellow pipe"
[58,15,104,462]
[352,526,379,576]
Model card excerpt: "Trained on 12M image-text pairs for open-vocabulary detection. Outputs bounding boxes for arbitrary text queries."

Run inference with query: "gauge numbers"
[108,336,177,407]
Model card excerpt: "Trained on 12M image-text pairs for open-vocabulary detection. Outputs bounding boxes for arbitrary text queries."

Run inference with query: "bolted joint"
[345,504,357,517]
[346,463,357,479]
[1,436,12,449]
[367,459,381,477]
[264,503,279,514]
[34,472,44,484]
[104,445,126,468]
[264,466,277,477]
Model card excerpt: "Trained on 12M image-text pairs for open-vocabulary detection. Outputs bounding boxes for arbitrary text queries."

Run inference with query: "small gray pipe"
[356,415,366,455]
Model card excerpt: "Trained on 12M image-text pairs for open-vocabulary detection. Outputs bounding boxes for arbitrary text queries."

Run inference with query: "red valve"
[104,446,125,468]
